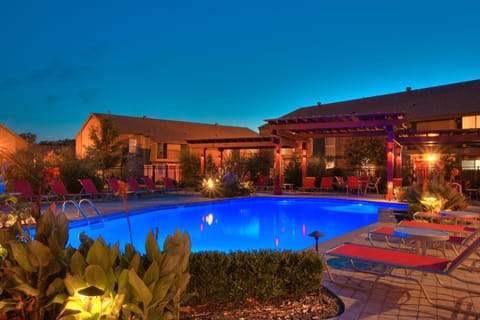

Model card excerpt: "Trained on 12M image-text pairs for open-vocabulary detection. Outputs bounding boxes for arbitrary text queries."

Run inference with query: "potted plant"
[393,186,408,202]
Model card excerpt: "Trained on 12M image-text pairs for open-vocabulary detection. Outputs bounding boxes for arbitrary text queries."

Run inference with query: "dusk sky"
[1,0,479,142]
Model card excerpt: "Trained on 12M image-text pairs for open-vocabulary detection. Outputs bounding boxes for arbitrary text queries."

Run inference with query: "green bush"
[187,250,324,305]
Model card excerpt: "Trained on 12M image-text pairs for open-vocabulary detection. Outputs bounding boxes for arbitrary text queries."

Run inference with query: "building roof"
[91,113,261,143]
[273,79,480,122]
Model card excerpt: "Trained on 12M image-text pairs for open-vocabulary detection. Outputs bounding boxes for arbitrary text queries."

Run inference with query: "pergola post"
[386,128,395,201]
[301,142,307,182]
[395,143,402,178]
[273,144,283,195]
[200,148,206,176]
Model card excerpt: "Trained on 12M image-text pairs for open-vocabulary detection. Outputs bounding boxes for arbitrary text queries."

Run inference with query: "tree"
[344,137,387,173]
[19,132,36,144]
[86,116,123,178]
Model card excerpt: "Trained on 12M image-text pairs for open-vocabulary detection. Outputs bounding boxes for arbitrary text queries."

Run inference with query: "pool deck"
[54,190,480,320]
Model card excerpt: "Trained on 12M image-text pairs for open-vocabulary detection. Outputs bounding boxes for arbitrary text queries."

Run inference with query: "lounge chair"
[319,177,333,191]
[297,176,317,192]
[368,222,479,255]
[107,177,135,197]
[142,176,164,194]
[162,177,185,192]
[78,178,113,198]
[49,179,86,200]
[126,177,150,196]
[322,237,480,316]
[12,179,55,201]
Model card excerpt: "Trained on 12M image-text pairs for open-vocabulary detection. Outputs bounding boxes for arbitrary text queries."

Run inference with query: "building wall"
[0,125,28,154]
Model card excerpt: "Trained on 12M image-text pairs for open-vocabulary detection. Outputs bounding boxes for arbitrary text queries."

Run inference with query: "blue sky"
[1,0,479,141]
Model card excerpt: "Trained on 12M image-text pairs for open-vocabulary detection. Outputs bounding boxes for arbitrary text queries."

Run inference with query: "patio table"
[394,226,449,255]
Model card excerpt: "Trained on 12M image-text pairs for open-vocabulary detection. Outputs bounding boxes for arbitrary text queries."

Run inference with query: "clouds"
[28,62,96,84]
[0,60,100,106]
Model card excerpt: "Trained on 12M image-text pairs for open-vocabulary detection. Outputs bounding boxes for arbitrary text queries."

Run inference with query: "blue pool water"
[67,197,406,253]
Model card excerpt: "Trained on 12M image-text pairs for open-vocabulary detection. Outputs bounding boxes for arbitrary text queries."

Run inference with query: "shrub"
[187,250,325,305]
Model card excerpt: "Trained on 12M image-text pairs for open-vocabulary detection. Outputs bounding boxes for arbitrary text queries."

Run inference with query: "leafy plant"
[59,229,192,320]
[0,204,72,320]
[1,197,193,320]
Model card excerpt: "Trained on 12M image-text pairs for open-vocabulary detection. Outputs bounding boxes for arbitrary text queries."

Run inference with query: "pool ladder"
[62,198,104,228]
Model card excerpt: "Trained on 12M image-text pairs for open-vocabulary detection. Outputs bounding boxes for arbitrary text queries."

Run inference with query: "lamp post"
[308,230,325,252]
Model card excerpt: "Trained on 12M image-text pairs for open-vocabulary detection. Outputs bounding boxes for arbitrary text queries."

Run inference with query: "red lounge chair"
[162,177,184,192]
[107,178,134,197]
[78,178,113,198]
[319,177,333,191]
[126,177,150,196]
[399,220,477,233]
[49,179,85,200]
[142,176,164,194]
[322,238,480,316]
[368,223,479,255]
[12,179,55,201]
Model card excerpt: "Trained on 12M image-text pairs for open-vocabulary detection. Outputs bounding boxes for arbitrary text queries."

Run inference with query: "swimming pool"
[68,197,406,253]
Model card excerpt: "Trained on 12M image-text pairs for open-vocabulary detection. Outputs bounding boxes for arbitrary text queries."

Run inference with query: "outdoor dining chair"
[365,177,381,194]
[319,177,333,191]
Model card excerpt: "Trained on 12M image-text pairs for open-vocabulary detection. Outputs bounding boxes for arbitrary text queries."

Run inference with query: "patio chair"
[365,177,381,194]
[297,176,317,192]
[126,177,150,196]
[142,176,164,194]
[334,176,347,192]
[322,237,480,316]
[319,177,333,191]
[78,178,113,198]
[49,178,86,200]
[12,179,55,201]
[253,175,273,192]
[346,176,360,195]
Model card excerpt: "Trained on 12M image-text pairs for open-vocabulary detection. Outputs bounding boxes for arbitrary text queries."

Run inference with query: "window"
[461,159,480,170]
[157,143,167,159]
[128,138,137,153]
[462,115,480,129]
[325,137,335,146]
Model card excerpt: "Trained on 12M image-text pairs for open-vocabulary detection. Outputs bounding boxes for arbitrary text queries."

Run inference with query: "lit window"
[461,159,480,170]
[157,143,167,159]
[128,138,137,153]
[462,115,480,129]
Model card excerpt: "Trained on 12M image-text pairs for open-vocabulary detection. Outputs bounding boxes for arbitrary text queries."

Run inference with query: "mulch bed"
[182,287,343,319]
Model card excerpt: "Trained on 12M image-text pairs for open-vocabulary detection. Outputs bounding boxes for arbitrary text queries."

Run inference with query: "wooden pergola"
[265,112,405,199]
[265,112,480,199]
